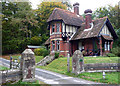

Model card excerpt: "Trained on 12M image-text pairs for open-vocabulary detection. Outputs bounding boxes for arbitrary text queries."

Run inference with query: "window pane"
[57,40,60,51]
[62,23,65,32]
[52,41,55,51]
[52,25,55,33]
[57,24,60,32]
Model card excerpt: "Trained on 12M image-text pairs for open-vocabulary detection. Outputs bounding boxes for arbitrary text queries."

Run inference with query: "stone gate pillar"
[20,49,36,82]
[72,50,84,75]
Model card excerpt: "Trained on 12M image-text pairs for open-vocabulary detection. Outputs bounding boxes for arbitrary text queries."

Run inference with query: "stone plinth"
[20,49,36,82]
[72,50,84,75]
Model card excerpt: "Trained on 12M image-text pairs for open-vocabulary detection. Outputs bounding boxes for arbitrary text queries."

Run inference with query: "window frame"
[52,41,55,51]
[57,40,60,51]
[52,24,55,33]
[56,23,60,32]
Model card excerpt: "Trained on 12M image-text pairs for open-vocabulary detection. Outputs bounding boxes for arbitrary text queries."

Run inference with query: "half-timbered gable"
[100,25,112,37]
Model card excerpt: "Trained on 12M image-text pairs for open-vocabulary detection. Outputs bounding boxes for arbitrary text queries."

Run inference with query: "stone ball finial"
[84,9,92,14]
[73,2,79,6]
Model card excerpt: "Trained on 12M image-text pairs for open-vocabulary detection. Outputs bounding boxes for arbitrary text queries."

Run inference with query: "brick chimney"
[73,2,79,15]
[84,9,92,29]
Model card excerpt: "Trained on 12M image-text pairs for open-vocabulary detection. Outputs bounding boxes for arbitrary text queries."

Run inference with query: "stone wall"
[36,55,54,66]
[0,69,22,84]
[1,49,36,85]
[84,63,120,71]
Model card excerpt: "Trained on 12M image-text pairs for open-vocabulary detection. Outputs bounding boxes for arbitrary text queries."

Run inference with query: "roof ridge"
[55,7,78,15]
[92,16,108,22]
[47,8,84,26]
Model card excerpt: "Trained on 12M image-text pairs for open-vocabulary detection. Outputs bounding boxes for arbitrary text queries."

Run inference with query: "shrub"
[55,52,59,59]
[34,48,40,56]
[42,49,50,57]
[111,47,120,57]
[59,55,64,58]
[106,53,116,57]
[34,48,49,57]
[31,36,42,45]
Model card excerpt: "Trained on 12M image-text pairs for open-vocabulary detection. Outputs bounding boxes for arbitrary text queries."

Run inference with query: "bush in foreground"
[111,47,120,57]
[34,48,49,57]
[106,53,116,57]
[55,52,59,59]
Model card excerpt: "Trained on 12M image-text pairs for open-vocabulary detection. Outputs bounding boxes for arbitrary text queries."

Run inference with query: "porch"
[70,36,113,56]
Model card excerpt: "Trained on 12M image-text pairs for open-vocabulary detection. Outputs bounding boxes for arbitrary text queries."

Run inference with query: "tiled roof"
[47,8,84,26]
[71,17,107,40]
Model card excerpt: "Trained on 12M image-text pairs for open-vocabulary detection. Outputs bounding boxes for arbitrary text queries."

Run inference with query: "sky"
[29,0,120,14]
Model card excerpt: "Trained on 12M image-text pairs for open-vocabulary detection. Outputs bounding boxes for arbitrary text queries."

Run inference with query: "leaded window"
[56,23,60,32]
[52,24,55,33]
[57,40,60,51]
[52,41,55,51]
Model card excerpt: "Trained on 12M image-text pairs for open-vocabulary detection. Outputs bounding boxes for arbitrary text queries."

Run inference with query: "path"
[0,58,102,85]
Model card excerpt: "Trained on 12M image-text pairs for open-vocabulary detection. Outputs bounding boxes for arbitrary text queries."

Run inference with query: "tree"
[42,0,72,10]
[2,1,39,54]
[35,2,67,44]
[93,5,120,30]
[93,4,120,48]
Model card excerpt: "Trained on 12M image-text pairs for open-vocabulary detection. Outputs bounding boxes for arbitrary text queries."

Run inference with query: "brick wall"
[50,21,71,57]
[84,39,93,50]
[72,41,78,55]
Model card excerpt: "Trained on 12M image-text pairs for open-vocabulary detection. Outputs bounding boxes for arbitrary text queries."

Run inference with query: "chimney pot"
[73,2,79,6]
[84,9,92,14]
[84,9,92,29]
[73,2,79,15]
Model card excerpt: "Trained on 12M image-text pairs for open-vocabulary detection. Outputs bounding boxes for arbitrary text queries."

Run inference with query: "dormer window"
[56,23,60,32]
[52,24,55,33]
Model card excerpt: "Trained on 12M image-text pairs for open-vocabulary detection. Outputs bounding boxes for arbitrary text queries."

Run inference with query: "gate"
[10,56,20,69]
[1,49,36,85]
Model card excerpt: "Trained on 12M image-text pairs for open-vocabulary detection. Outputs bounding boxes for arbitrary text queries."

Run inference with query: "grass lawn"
[65,72,120,84]
[35,56,43,63]
[37,56,119,84]
[2,54,43,63]
[0,65,9,71]
[15,80,50,86]
[3,80,50,86]
[84,56,119,64]
[13,55,43,63]
[78,72,120,84]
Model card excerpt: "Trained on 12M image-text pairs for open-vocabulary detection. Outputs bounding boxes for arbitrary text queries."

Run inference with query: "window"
[52,24,55,33]
[52,41,55,51]
[104,42,110,51]
[57,40,60,51]
[62,23,65,32]
[69,26,70,32]
[104,42,107,51]
[56,23,60,32]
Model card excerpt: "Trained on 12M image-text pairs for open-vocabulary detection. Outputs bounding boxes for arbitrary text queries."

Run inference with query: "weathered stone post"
[67,54,70,72]
[20,49,36,82]
[72,50,84,75]
[10,55,12,69]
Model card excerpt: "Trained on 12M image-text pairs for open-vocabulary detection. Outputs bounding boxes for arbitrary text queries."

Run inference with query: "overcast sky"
[30,0,119,14]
